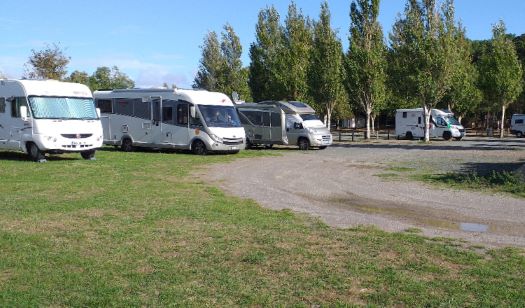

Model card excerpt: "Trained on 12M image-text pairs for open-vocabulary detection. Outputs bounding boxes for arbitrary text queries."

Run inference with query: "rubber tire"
[192,140,208,155]
[319,146,327,150]
[454,137,463,141]
[27,142,45,162]
[264,144,274,149]
[298,138,310,151]
[443,131,452,141]
[517,131,524,138]
[245,138,253,149]
[121,138,133,152]
[81,150,96,160]
[405,132,413,140]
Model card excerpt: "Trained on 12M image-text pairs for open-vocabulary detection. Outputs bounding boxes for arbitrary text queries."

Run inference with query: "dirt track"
[206,138,525,247]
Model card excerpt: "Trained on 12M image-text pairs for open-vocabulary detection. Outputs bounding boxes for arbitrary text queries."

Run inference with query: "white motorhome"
[236,101,332,150]
[0,79,102,161]
[93,88,245,154]
[510,114,525,137]
[395,108,465,140]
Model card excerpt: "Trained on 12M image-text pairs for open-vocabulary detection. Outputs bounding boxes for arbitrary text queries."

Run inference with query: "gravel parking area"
[206,137,525,247]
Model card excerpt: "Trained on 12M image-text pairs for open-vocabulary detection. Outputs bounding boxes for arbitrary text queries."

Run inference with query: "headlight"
[209,133,223,143]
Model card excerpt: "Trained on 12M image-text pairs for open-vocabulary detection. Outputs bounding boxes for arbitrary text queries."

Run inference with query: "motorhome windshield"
[199,105,241,128]
[29,96,98,120]
[300,114,320,121]
[445,116,461,126]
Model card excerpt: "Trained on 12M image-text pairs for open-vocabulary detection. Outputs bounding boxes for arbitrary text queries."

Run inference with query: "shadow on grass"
[332,140,525,151]
[0,151,78,162]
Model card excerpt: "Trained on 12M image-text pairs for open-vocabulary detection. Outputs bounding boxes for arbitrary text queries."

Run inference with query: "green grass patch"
[416,170,525,198]
[0,148,524,306]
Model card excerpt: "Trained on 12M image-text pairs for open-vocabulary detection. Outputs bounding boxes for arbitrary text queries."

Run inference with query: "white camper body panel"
[236,101,332,149]
[510,114,525,137]
[93,88,245,153]
[0,80,103,161]
[395,108,465,140]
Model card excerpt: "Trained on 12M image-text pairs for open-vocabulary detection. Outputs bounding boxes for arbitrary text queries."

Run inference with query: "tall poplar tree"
[308,1,345,129]
[249,6,285,101]
[282,2,313,101]
[479,21,523,138]
[193,31,224,91]
[390,0,457,142]
[345,0,387,139]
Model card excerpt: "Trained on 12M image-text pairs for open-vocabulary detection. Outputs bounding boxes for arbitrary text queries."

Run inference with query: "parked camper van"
[236,101,332,150]
[0,79,102,161]
[510,114,525,137]
[395,108,465,140]
[93,88,245,154]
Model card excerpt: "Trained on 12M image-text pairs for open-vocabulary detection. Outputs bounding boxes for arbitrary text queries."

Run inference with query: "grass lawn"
[0,148,524,306]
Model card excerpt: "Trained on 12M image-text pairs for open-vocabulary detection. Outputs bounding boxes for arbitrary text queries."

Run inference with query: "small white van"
[395,108,465,140]
[236,101,332,150]
[0,79,103,161]
[510,114,525,138]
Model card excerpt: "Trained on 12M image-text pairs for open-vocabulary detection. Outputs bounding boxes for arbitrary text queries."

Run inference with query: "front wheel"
[121,138,134,152]
[443,131,452,140]
[454,137,463,141]
[192,140,208,155]
[319,146,327,150]
[27,142,46,162]
[81,150,96,160]
[298,138,310,151]
[517,131,524,138]
[405,132,413,140]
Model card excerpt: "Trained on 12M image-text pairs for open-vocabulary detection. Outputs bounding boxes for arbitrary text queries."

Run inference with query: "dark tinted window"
[271,112,281,127]
[238,111,252,125]
[177,104,188,125]
[133,99,150,119]
[96,99,112,113]
[114,98,133,116]
[402,112,407,118]
[11,97,27,118]
[0,98,5,113]
[262,112,270,126]
[418,117,421,125]
[162,106,173,124]
[516,119,524,124]
[241,111,263,125]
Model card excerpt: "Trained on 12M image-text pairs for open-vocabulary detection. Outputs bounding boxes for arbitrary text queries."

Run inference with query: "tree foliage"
[88,66,135,91]
[389,0,458,142]
[25,43,70,80]
[249,6,286,101]
[194,24,250,101]
[308,1,346,129]
[345,0,387,139]
[479,21,523,138]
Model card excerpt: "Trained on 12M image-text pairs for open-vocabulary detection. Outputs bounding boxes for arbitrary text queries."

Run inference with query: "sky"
[1,0,524,89]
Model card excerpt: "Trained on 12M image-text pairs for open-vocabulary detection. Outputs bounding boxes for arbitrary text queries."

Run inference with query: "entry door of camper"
[149,97,163,144]
[269,111,284,143]
[0,97,8,147]
[5,97,26,150]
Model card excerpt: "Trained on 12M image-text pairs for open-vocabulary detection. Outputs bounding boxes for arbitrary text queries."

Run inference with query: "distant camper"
[236,101,332,150]
[395,108,465,140]
[0,79,103,161]
[510,114,525,138]
[93,88,245,154]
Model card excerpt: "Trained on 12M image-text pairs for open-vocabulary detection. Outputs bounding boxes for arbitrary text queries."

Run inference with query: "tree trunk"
[371,113,376,134]
[458,115,463,124]
[500,105,506,138]
[326,111,332,132]
[423,105,431,142]
[365,108,371,139]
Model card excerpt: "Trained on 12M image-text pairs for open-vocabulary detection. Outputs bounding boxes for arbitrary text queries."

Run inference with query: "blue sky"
[1,0,524,88]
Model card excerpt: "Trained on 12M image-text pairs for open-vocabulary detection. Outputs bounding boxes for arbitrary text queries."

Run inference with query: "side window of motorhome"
[176,104,188,126]
[0,98,5,113]
[516,119,524,124]
[402,112,407,118]
[271,112,281,127]
[162,106,173,124]
[262,113,270,127]
[418,117,421,125]
[96,99,113,113]
[242,111,264,126]
[133,99,149,119]
[114,99,133,116]
[238,112,252,125]
[11,97,27,118]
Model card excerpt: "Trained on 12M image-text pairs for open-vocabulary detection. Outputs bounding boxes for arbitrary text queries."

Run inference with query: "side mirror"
[96,108,101,118]
[190,105,197,118]
[294,122,303,130]
[20,106,28,121]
